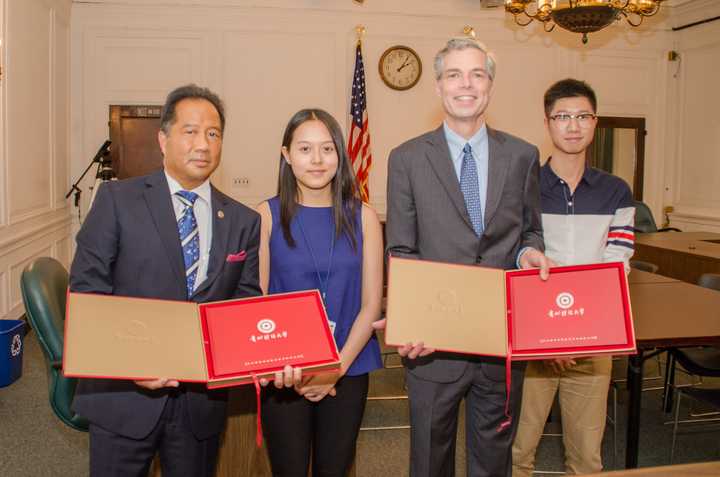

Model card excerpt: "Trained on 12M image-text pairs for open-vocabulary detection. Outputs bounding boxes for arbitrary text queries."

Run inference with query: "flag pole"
[349,24,372,204]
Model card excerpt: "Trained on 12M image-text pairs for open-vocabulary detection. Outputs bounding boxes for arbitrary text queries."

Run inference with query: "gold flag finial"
[355,25,366,45]
[463,26,476,38]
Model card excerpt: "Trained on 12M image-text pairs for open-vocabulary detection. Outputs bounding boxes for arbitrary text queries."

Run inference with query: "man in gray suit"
[385,37,550,477]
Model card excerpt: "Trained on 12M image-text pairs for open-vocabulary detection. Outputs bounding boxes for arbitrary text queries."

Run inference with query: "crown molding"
[667,0,720,30]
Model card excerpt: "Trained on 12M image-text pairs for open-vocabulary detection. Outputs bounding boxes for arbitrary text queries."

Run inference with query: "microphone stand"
[66,140,112,208]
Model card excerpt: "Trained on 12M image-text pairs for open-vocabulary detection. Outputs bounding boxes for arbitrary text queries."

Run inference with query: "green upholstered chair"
[20,257,88,432]
[633,200,681,233]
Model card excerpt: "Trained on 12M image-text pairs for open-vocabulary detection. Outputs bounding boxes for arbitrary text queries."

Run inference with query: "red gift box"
[507,263,635,359]
[63,290,340,388]
[385,257,635,359]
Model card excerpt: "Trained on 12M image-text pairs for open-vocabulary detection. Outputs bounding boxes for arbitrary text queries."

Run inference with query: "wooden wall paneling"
[54,235,72,270]
[0,270,7,317]
[673,40,720,212]
[9,244,52,312]
[6,0,52,223]
[0,0,6,230]
[0,0,73,320]
[53,8,71,208]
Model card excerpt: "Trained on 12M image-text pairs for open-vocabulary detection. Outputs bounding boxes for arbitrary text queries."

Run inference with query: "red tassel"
[252,375,263,448]
[497,340,513,433]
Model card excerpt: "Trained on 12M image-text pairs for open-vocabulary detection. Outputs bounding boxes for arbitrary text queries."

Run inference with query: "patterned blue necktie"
[460,143,484,236]
[176,190,200,298]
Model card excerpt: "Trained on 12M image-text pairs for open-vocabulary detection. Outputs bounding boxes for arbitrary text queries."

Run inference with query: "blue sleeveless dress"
[267,197,382,376]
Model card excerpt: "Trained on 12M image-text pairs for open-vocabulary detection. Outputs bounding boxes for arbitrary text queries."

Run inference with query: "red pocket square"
[226,251,247,263]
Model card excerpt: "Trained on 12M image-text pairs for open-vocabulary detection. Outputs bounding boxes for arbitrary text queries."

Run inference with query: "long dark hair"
[277,109,361,250]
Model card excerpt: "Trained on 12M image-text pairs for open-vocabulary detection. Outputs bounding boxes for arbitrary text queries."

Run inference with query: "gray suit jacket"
[386,125,544,383]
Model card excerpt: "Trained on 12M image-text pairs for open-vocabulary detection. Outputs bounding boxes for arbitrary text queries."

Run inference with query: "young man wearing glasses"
[512,79,635,476]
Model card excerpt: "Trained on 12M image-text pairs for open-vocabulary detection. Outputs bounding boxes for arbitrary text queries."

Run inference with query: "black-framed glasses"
[549,113,597,126]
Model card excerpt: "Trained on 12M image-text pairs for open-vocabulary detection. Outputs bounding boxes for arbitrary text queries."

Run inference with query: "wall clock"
[378,45,422,91]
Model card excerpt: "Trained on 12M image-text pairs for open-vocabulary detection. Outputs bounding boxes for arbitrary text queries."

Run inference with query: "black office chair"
[629,260,659,274]
[633,200,681,233]
[663,274,720,415]
[20,257,89,431]
[671,385,720,463]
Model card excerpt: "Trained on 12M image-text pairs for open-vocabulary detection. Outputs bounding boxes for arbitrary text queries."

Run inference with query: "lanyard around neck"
[296,209,336,304]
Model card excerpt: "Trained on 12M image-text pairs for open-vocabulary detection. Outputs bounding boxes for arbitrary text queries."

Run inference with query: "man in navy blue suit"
[70,84,262,476]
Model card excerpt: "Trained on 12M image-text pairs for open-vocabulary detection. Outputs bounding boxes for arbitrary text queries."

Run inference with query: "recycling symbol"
[10,334,21,357]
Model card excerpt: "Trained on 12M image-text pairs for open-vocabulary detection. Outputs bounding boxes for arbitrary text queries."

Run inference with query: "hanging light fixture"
[504,0,665,44]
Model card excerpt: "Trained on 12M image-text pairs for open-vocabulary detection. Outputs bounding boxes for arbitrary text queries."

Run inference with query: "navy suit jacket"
[69,170,261,440]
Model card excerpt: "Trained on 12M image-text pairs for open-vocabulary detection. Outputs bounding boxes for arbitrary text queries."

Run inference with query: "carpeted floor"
[0,328,88,476]
[2,329,719,476]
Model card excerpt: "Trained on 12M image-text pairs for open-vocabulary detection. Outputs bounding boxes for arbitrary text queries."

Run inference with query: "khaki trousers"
[512,356,612,476]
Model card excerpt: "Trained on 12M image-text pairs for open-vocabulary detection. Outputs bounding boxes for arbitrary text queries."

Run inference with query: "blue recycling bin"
[0,319,26,387]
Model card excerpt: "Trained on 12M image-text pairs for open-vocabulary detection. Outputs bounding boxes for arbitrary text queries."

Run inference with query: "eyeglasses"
[549,113,597,126]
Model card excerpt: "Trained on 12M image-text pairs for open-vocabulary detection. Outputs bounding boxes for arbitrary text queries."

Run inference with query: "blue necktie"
[176,191,200,298]
[460,143,484,236]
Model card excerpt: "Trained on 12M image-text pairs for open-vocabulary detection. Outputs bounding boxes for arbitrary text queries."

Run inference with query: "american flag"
[348,41,372,203]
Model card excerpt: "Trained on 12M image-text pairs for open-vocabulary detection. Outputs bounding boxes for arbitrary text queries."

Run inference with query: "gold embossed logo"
[426,289,462,315]
[114,320,152,343]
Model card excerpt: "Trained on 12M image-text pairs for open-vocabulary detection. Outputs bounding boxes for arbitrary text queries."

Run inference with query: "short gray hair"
[433,37,496,81]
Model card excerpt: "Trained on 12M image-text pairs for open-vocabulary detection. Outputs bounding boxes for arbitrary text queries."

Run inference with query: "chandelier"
[504,0,665,44]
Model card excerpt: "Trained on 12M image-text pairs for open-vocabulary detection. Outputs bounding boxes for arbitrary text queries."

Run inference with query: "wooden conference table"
[625,269,720,468]
[634,232,720,284]
[586,460,720,476]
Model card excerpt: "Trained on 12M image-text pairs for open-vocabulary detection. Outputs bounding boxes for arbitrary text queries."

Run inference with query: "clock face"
[379,46,422,91]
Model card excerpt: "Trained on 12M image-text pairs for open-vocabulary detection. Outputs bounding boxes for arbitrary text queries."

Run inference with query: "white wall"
[69,0,673,222]
[665,0,720,231]
[0,0,73,320]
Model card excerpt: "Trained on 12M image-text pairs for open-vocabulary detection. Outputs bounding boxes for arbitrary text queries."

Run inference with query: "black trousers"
[261,374,369,477]
[89,391,219,477]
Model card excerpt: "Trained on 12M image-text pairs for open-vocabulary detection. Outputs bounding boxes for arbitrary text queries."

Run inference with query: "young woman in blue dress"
[256,108,384,476]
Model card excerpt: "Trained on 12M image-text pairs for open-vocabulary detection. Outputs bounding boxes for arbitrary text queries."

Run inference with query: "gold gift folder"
[63,292,209,382]
[384,257,508,357]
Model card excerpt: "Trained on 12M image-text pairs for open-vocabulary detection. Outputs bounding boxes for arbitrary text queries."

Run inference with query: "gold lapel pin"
[217,210,225,219]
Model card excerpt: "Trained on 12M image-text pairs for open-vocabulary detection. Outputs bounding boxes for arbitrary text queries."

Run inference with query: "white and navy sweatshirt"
[540,161,635,272]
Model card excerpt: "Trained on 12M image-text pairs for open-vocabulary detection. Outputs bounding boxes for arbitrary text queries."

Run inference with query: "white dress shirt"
[443,121,489,219]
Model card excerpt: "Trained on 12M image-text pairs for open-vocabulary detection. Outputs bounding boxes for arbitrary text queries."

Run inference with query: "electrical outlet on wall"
[232,177,250,188]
